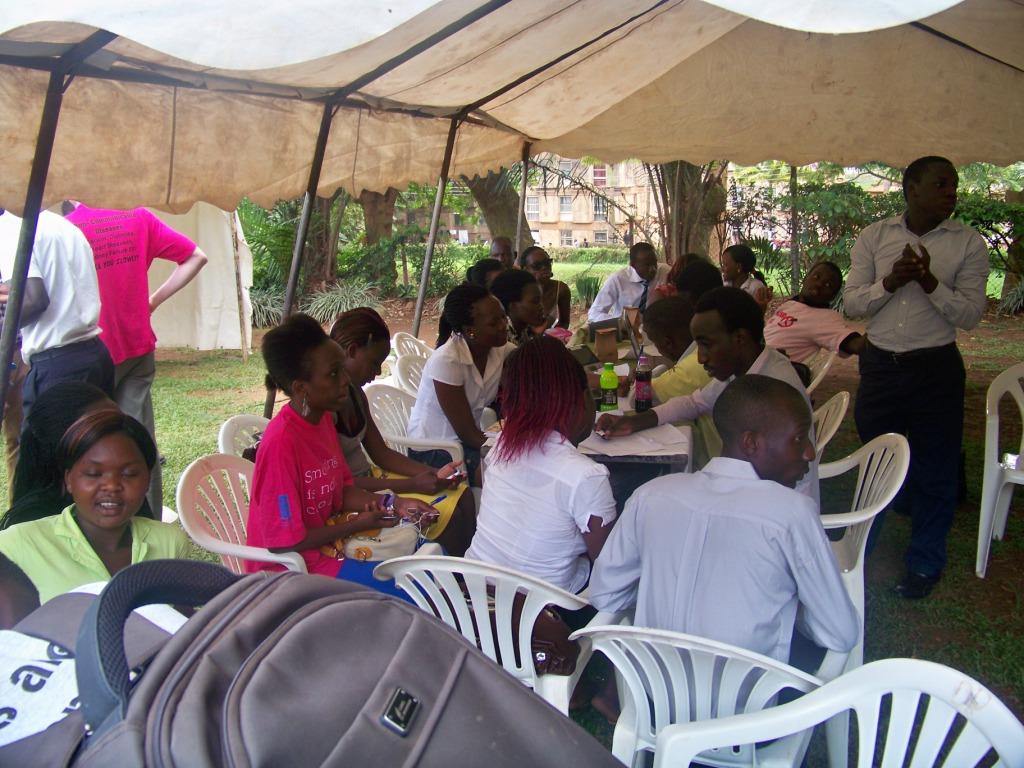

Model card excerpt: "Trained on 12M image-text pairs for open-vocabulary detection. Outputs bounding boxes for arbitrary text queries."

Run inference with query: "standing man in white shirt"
[844,156,988,599]
[589,375,858,665]
[0,210,112,422]
[596,286,819,504]
[587,242,670,323]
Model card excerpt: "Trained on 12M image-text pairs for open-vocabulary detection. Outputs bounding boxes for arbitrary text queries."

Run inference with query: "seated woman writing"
[329,307,477,556]
[490,268,546,345]
[246,314,438,595]
[520,246,571,330]
[0,410,190,603]
[465,336,617,594]
[407,284,515,485]
[1,382,156,529]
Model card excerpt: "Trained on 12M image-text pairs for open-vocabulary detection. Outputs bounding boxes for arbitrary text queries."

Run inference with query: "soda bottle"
[634,355,653,412]
[599,362,618,412]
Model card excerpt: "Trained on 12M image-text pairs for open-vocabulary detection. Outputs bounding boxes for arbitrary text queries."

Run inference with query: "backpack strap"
[75,560,240,736]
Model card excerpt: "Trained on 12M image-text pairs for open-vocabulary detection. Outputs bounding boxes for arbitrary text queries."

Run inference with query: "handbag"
[320,512,419,562]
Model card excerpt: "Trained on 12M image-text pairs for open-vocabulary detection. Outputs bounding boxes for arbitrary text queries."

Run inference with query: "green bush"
[301,280,381,325]
[573,273,602,309]
[249,287,284,328]
[997,280,1024,315]
[547,246,628,264]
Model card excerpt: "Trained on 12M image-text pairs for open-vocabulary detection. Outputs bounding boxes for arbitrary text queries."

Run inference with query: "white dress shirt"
[652,345,819,504]
[587,263,671,323]
[466,432,617,593]
[843,215,988,352]
[407,334,515,443]
[0,211,102,363]
[588,457,859,663]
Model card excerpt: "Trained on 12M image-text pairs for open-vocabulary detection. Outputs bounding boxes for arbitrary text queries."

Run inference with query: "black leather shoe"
[894,571,940,599]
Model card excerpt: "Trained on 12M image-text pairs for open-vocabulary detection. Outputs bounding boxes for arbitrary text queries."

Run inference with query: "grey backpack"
[12,560,618,767]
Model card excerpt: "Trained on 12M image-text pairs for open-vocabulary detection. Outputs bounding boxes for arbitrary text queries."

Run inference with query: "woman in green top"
[0,409,190,603]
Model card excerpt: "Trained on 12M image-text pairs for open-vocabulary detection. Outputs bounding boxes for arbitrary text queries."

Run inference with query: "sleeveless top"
[334,384,373,477]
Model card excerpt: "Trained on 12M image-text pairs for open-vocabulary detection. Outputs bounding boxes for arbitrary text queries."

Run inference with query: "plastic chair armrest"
[193,533,307,573]
[378,434,465,465]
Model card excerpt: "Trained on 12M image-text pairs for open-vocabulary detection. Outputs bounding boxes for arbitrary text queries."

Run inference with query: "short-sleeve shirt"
[0,505,191,603]
[66,205,196,364]
[0,211,102,364]
[245,406,354,576]
[764,299,857,364]
[466,432,617,593]
[407,334,516,443]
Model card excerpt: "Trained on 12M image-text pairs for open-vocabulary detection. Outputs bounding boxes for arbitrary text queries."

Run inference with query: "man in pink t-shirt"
[65,203,208,510]
[764,261,865,364]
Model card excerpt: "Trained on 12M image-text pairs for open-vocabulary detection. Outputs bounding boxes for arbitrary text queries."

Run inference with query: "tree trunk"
[304,191,348,293]
[658,161,728,263]
[358,188,400,287]
[462,171,534,256]
[1002,190,1023,301]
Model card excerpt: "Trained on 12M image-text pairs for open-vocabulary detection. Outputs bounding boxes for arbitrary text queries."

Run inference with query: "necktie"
[638,280,649,312]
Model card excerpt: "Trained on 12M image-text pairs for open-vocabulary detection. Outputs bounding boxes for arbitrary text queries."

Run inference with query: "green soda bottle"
[599,362,618,412]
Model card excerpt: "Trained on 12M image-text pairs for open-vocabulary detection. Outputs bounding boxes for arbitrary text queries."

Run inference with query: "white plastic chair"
[819,433,909,671]
[373,555,619,714]
[805,348,837,395]
[569,625,841,768]
[363,383,464,464]
[813,391,849,460]
[392,331,433,360]
[176,454,306,574]
[217,414,270,457]
[654,658,1024,768]
[394,354,425,396]
[976,362,1024,578]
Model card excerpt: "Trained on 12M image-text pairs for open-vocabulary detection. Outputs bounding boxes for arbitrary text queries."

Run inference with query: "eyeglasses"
[526,258,553,270]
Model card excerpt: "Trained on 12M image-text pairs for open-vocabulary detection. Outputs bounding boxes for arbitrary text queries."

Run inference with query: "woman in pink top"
[245,314,437,597]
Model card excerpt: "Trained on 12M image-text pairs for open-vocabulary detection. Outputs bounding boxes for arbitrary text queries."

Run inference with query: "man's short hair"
[673,256,723,301]
[694,286,764,342]
[629,242,657,262]
[902,156,954,200]
[713,374,808,444]
[642,295,695,335]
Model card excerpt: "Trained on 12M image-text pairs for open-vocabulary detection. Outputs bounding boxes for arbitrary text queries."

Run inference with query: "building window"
[592,164,606,187]
[558,159,573,175]
[559,196,572,220]
[560,229,573,247]
[593,197,608,221]
[594,230,608,244]
[526,196,539,219]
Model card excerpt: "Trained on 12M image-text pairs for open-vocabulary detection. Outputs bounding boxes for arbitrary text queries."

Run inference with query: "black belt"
[30,336,104,362]
[866,340,957,362]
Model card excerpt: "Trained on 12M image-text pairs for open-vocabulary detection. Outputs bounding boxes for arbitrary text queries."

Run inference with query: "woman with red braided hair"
[465,336,616,593]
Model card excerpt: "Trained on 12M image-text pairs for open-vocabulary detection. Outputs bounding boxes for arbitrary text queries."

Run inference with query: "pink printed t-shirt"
[764,299,857,364]
[245,406,354,576]
[66,204,196,364]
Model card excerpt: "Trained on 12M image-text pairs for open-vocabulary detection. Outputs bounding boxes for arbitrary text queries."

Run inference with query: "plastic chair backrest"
[805,348,837,394]
[812,390,849,459]
[654,658,1024,768]
[373,555,587,690]
[572,625,820,765]
[176,454,305,574]
[985,362,1024,469]
[392,331,433,360]
[217,414,270,457]
[395,355,425,395]
[364,382,415,439]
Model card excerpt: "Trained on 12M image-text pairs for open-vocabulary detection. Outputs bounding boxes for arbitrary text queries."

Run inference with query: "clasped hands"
[883,243,938,294]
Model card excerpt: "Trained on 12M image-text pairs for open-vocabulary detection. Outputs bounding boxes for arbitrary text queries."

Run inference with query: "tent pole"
[514,142,531,263]
[412,117,460,339]
[0,30,115,412]
[263,103,334,418]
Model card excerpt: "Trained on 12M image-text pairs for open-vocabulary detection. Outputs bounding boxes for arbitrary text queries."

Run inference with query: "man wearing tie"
[587,242,670,323]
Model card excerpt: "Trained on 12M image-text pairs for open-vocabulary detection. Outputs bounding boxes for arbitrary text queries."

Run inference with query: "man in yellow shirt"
[642,296,719,468]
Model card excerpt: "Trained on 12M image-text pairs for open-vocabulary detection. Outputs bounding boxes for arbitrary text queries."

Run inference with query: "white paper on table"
[580,431,665,456]
[614,363,630,376]
[642,424,688,446]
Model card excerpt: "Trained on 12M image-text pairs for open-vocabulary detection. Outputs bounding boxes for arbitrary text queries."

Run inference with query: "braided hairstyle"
[496,336,588,463]
[437,283,490,347]
[465,258,504,287]
[490,269,537,315]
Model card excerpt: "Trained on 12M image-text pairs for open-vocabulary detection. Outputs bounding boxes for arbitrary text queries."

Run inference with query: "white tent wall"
[146,203,252,352]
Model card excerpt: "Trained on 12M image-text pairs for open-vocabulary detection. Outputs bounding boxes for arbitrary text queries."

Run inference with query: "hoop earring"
[301,395,310,417]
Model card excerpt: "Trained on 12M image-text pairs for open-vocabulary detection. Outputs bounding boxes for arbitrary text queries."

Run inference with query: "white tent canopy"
[1,0,1021,215]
